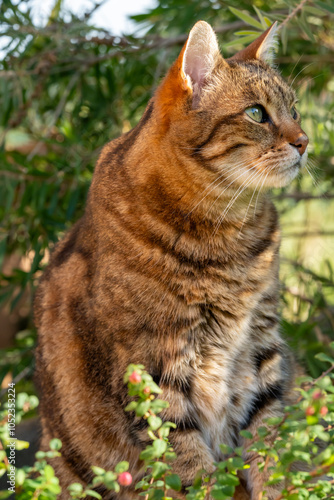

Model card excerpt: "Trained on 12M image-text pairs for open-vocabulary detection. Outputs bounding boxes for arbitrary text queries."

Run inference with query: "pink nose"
[290,133,309,156]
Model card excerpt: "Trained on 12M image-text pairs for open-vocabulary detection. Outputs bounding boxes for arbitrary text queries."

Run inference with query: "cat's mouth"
[263,158,303,188]
[282,160,301,172]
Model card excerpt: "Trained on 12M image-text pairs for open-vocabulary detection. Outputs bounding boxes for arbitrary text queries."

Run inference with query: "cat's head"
[155,21,308,190]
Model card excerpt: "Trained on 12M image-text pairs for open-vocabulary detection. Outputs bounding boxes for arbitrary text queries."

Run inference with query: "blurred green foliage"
[0,0,334,392]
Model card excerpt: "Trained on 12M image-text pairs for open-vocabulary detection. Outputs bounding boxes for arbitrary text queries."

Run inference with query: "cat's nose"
[289,133,309,156]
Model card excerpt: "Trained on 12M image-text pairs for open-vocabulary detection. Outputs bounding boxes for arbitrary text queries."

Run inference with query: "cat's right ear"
[181,21,220,101]
[155,21,220,127]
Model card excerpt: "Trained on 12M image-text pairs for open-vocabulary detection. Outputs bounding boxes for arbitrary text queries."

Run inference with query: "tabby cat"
[34,20,309,500]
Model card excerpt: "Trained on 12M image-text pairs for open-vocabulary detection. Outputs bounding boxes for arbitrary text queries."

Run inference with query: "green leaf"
[315,1,334,14]
[125,401,138,412]
[15,468,26,485]
[140,446,156,461]
[104,474,119,490]
[219,444,234,455]
[257,427,269,438]
[304,5,327,15]
[91,466,105,476]
[151,461,169,479]
[15,439,29,450]
[211,485,235,499]
[164,451,177,462]
[44,464,55,481]
[104,471,117,486]
[234,31,260,36]
[229,7,264,30]
[49,438,62,451]
[223,34,259,49]
[253,6,267,29]
[84,490,102,499]
[297,14,316,42]
[150,400,169,413]
[136,400,151,417]
[315,353,334,364]
[165,474,181,491]
[147,381,163,394]
[0,491,14,499]
[229,457,245,470]
[149,489,164,500]
[148,416,162,430]
[68,483,83,494]
[148,430,157,441]
[159,422,176,438]
[47,482,62,494]
[266,416,284,426]
[115,461,129,473]
[240,430,253,439]
[153,439,167,457]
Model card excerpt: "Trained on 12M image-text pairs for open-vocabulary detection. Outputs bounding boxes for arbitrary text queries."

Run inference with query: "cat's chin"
[266,150,308,188]
[269,163,301,188]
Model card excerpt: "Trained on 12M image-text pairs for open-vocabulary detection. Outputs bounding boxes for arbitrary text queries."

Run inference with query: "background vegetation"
[0,0,334,497]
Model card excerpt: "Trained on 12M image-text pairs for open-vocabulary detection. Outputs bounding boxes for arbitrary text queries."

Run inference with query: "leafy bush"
[1,363,334,499]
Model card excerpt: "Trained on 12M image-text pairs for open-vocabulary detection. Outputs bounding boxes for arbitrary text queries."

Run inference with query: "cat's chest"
[192,311,257,419]
[180,287,274,458]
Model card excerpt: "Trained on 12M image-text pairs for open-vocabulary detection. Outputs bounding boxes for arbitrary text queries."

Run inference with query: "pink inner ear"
[184,52,206,89]
[181,21,220,98]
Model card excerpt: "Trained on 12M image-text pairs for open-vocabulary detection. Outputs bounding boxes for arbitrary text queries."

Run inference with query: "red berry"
[320,406,328,416]
[306,406,315,416]
[143,386,151,394]
[312,390,322,400]
[129,372,141,384]
[118,472,132,486]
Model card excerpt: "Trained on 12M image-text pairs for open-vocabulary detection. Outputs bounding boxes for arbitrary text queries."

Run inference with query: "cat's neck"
[89,126,278,264]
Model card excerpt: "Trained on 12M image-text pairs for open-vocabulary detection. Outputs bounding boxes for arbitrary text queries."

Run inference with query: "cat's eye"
[245,105,268,123]
[291,106,298,120]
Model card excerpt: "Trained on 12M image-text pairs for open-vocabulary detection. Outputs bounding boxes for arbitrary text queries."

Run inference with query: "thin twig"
[279,0,309,30]
[283,231,334,238]
[83,0,109,19]
[282,286,313,304]
[274,192,334,201]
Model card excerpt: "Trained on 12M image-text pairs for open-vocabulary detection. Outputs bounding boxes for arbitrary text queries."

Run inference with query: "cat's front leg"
[241,402,283,500]
[167,426,216,496]
[240,344,296,500]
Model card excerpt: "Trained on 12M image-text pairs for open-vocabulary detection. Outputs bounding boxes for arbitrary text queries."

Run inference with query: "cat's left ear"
[230,22,278,66]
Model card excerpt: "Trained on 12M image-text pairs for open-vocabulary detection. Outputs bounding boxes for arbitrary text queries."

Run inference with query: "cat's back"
[34,126,136,328]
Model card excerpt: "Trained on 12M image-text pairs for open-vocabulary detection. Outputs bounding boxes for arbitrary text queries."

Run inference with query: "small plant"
[0,358,334,499]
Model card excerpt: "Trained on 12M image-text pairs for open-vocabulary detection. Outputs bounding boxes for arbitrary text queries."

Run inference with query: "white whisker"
[212,168,261,237]
[237,169,268,238]
[203,158,269,219]
[187,155,260,216]
[253,162,278,217]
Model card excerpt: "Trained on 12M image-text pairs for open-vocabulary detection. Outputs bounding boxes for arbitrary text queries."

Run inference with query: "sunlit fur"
[34,22,307,500]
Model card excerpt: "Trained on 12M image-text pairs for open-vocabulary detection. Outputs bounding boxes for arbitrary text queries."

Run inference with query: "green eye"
[245,105,268,123]
[291,106,298,120]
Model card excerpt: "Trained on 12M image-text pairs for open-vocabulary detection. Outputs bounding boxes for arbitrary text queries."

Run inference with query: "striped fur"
[34,22,308,500]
